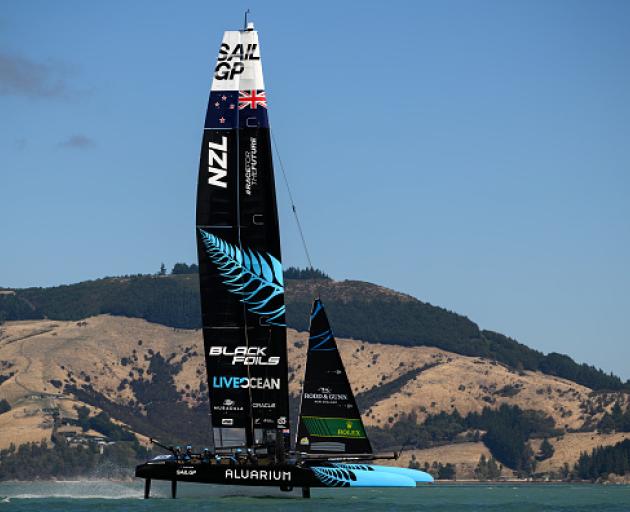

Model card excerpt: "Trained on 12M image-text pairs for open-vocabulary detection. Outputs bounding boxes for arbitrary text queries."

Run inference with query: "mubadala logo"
[207,135,228,189]
[212,376,281,390]
[209,346,279,366]
[215,398,243,413]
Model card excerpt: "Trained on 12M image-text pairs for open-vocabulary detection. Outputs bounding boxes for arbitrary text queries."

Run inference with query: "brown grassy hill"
[391,432,630,479]
[0,315,627,471]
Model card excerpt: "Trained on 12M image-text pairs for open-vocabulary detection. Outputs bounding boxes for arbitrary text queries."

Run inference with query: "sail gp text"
[212,376,280,390]
[214,43,260,80]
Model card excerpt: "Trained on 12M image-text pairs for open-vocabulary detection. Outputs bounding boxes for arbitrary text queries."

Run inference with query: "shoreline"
[434,480,629,486]
[1,478,628,486]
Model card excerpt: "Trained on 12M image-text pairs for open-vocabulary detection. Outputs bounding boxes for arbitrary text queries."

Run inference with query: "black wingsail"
[296,299,372,454]
[196,23,289,448]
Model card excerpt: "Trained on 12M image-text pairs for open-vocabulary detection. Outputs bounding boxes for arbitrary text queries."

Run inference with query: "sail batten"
[196,24,289,447]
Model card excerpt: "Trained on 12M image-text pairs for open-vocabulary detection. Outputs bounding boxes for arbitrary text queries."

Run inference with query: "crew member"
[201,448,211,463]
[247,448,257,464]
[183,445,193,462]
[228,450,239,465]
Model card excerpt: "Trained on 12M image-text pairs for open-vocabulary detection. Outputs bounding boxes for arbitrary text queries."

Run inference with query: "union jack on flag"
[239,89,267,110]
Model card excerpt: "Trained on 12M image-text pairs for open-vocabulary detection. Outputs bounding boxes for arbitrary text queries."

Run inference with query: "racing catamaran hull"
[135,460,416,491]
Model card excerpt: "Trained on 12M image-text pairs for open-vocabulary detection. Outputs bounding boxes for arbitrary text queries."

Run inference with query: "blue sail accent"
[309,303,336,350]
[310,300,323,318]
[309,329,332,340]
[309,328,335,351]
[199,229,286,326]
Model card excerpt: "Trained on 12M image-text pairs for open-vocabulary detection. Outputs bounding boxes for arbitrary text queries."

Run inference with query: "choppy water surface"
[0,480,629,511]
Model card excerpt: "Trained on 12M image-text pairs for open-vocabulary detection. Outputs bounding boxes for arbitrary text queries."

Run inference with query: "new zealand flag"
[204,90,269,130]
[204,91,239,129]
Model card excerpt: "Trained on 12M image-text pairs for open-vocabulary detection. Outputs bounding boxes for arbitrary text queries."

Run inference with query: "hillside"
[1,273,627,391]
[1,315,628,479]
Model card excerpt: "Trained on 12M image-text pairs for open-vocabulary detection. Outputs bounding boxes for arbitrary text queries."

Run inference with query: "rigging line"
[271,129,314,270]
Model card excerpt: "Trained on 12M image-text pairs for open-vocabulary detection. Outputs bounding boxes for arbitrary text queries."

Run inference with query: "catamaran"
[135,17,433,498]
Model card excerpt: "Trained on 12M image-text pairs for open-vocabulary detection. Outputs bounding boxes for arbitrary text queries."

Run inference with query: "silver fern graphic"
[199,230,285,326]
[310,467,356,487]
[332,463,373,472]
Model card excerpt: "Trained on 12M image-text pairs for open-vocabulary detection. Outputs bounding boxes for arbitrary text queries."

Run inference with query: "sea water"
[0,480,629,511]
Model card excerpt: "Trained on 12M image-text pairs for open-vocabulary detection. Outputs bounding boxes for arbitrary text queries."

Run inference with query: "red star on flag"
[219,117,226,124]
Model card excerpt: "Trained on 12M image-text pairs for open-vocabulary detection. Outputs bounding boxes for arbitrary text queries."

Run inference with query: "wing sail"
[296,299,373,455]
[196,23,289,447]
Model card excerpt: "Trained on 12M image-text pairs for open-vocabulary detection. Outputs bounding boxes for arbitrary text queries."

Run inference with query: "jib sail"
[196,22,289,447]
[296,299,373,454]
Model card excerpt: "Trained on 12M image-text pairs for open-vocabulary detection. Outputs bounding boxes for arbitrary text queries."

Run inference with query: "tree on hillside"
[171,263,199,275]
[598,413,616,434]
[283,267,330,280]
[424,461,455,480]
[475,454,502,481]
[598,402,630,433]
[75,405,90,431]
[538,437,555,461]
[466,405,552,472]
[575,440,630,480]
[0,399,11,414]
[438,463,456,480]
[408,453,421,469]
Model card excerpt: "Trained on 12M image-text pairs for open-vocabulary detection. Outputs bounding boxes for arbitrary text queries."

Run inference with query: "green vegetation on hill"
[0,399,11,414]
[369,405,559,473]
[597,402,630,433]
[474,454,502,481]
[283,266,330,280]
[1,270,627,390]
[356,364,439,411]
[0,439,147,480]
[171,262,198,275]
[75,406,136,442]
[467,405,558,472]
[575,439,630,480]
[66,350,210,447]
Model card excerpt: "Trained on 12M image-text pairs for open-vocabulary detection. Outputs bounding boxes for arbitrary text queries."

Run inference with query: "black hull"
[135,461,323,489]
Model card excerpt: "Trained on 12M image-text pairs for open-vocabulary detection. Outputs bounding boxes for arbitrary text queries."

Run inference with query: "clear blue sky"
[2,1,629,378]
